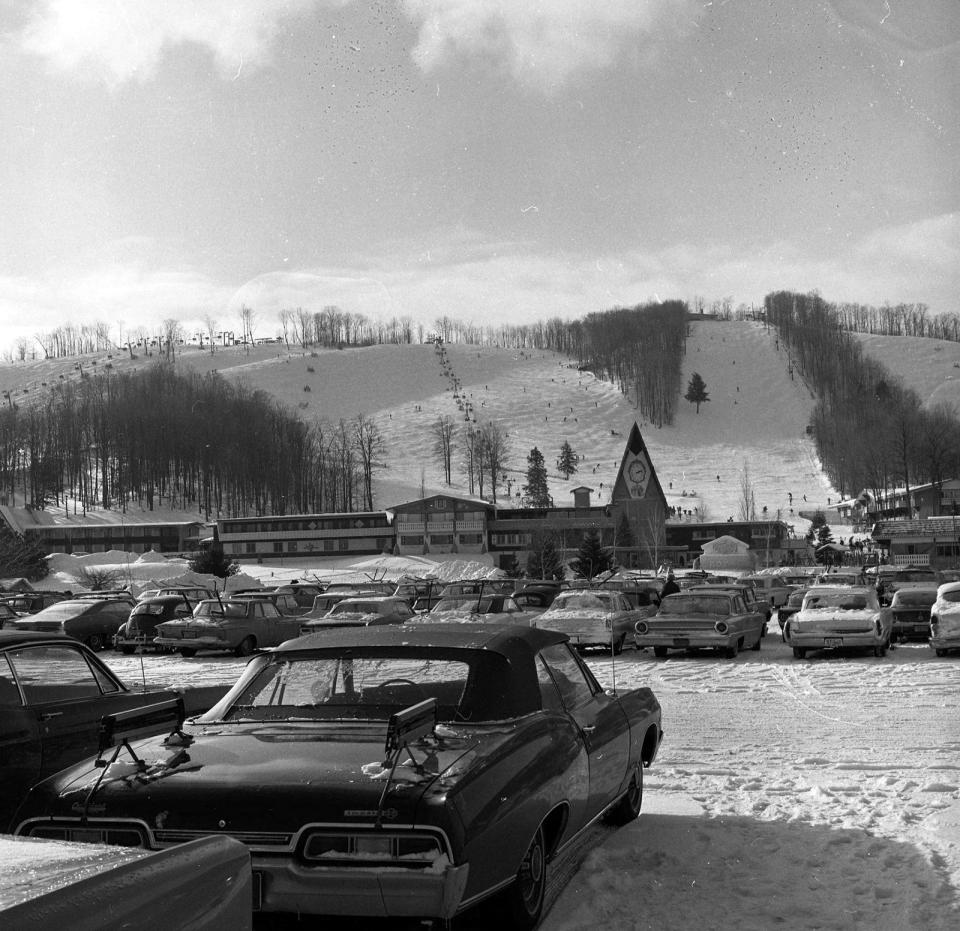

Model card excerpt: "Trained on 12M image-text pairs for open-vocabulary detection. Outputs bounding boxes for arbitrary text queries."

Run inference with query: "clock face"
[627,459,647,484]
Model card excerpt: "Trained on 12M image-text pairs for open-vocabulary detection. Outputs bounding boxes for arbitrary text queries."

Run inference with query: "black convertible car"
[13,624,663,929]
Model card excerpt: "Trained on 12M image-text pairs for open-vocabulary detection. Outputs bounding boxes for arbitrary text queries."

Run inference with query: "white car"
[929,581,960,656]
[784,585,892,659]
[533,589,647,655]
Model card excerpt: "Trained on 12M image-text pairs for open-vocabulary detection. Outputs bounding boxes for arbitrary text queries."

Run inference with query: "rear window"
[132,603,165,616]
[894,591,936,607]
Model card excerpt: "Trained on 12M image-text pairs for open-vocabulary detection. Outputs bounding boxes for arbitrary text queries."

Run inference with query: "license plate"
[73,829,104,844]
[824,637,843,647]
[673,638,689,647]
[252,870,263,910]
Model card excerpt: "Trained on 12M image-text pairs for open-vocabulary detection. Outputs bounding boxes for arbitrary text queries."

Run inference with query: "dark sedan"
[114,594,195,654]
[0,630,180,832]
[14,625,663,929]
[13,598,135,651]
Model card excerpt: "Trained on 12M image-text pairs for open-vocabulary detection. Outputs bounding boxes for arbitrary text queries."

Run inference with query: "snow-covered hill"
[9,319,959,536]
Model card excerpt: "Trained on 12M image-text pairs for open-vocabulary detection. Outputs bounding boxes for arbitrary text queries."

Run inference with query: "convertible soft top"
[270,624,571,720]
[280,621,567,657]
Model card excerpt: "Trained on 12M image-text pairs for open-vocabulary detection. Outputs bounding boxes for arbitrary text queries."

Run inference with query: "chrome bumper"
[251,855,470,919]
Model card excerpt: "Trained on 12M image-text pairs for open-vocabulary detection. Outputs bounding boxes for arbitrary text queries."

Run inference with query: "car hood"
[22,722,484,832]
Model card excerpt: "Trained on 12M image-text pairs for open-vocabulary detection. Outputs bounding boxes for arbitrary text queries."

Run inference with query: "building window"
[273,542,283,553]
[430,534,454,545]
[339,539,349,551]
[400,535,424,546]
[459,533,483,545]
[288,541,298,553]
[324,540,334,552]
[245,543,257,554]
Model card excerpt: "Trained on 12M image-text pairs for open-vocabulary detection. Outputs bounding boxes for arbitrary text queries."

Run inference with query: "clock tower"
[610,422,668,567]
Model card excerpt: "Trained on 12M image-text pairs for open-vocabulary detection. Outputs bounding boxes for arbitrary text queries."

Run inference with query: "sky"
[1,0,958,349]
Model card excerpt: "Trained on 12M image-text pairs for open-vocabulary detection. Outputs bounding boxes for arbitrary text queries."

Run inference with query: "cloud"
[0,260,233,347]
[17,0,697,89]
[3,215,956,354]
[17,0,339,83]
[401,0,698,90]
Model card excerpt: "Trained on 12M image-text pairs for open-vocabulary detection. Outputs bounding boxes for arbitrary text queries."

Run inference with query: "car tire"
[613,635,625,656]
[751,633,762,651]
[653,646,668,658]
[603,764,643,826]
[120,645,136,655]
[724,641,739,659]
[235,636,256,658]
[874,643,887,657]
[502,824,546,931]
[85,633,105,651]
[179,647,197,658]
[935,648,947,657]
[792,646,806,659]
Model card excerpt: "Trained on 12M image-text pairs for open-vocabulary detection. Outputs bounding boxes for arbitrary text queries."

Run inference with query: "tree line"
[764,290,960,509]
[0,363,384,517]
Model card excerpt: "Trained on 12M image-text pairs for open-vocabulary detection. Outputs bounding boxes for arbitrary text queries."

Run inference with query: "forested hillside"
[765,291,960,505]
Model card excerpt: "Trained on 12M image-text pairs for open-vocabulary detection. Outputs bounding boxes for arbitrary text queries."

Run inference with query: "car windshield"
[940,590,960,604]
[549,593,617,612]
[194,602,248,618]
[26,602,90,621]
[432,596,494,614]
[803,592,872,610]
[132,603,166,616]
[894,591,937,606]
[896,572,937,583]
[787,591,807,606]
[330,602,381,615]
[206,648,526,723]
[659,595,731,616]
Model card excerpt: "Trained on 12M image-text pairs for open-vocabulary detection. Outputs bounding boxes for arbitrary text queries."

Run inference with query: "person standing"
[660,572,680,600]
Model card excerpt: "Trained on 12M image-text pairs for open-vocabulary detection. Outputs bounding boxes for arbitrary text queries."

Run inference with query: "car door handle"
[581,724,596,734]
[39,711,64,721]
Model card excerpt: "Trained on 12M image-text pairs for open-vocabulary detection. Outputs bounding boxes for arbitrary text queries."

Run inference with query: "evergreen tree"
[684,372,710,413]
[0,524,49,581]
[805,509,828,545]
[569,529,613,579]
[557,440,578,479]
[523,447,551,507]
[188,536,239,578]
[526,531,565,580]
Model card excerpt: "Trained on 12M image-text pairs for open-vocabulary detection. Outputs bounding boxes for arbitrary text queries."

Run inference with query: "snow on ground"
[107,629,960,931]
[851,332,960,412]
[4,321,847,540]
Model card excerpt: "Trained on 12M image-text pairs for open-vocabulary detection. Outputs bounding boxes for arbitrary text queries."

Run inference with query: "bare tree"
[737,460,757,522]
[280,310,297,350]
[240,305,256,352]
[477,421,509,503]
[296,307,312,349]
[432,415,456,484]
[202,314,218,353]
[162,318,182,361]
[353,414,385,511]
